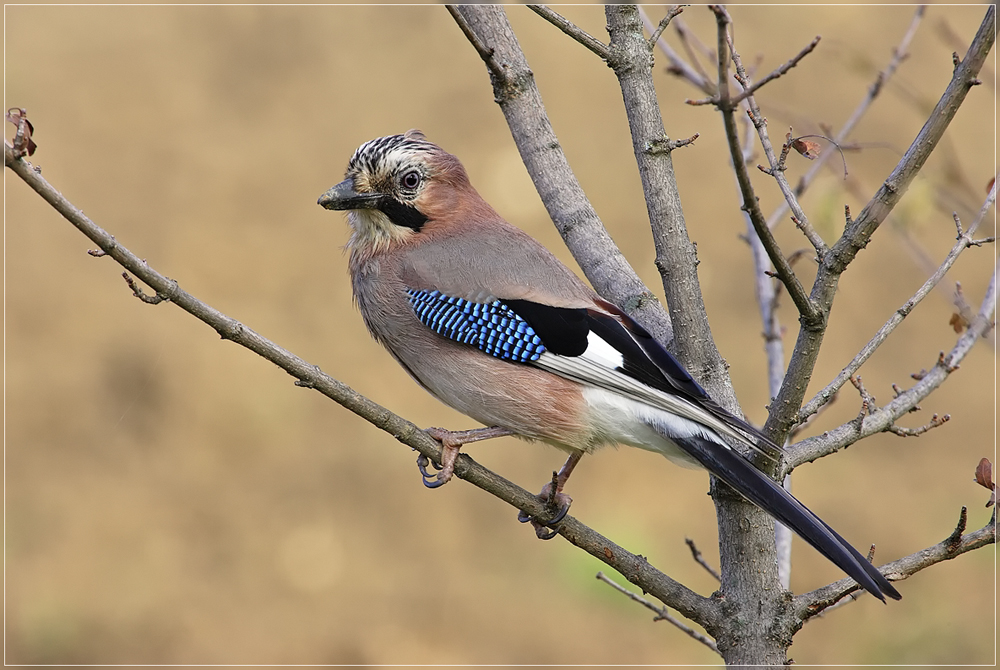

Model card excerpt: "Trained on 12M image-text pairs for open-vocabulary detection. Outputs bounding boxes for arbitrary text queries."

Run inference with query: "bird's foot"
[518,475,574,540]
[418,425,515,488]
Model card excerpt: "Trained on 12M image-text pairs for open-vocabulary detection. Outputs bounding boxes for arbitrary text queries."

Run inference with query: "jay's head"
[318,130,480,252]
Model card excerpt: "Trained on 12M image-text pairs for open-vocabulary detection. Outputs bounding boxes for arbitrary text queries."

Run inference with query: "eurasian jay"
[318,130,901,602]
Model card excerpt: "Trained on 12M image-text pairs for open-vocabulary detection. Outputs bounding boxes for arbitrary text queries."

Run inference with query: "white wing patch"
[580,331,624,369]
[534,349,756,452]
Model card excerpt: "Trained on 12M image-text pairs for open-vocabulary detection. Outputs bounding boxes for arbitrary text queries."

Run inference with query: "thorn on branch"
[844,204,853,229]
[887,413,950,437]
[945,506,968,553]
[937,350,959,373]
[122,272,166,305]
[667,133,700,150]
[685,537,721,582]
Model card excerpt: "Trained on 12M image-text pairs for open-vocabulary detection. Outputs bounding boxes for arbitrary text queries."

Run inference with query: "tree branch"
[597,572,721,656]
[604,4,737,400]
[4,140,721,631]
[764,5,995,443]
[795,507,996,621]
[712,6,823,330]
[762,5,926,233]
[526,4,611,61]
[798,182,997,423]
[827,5,995,275]
[720,9,829,264]
[787,254,997,470]
[450,5,675,348]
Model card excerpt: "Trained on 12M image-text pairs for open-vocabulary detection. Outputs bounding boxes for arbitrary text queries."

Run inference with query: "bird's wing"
[403,286,779,457]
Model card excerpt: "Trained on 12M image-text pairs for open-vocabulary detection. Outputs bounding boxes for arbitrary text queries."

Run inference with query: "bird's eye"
[401,170,422,190]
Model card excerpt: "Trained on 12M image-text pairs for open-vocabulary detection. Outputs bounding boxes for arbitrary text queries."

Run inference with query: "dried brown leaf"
[949,312,968,333]
[791,138,821,159]
[975,458,995,507]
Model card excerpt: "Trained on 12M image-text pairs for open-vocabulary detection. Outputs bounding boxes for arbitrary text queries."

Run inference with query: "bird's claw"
[416,453,447,488]
[517,491,571,540]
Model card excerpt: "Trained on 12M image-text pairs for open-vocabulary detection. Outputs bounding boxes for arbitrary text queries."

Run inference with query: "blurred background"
[4,4,995,665]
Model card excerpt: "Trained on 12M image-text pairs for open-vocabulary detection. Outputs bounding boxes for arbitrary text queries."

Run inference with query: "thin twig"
[685,538,721,582]
[527,5,611,61]
[764,5,926,233]
[886,413,950,437]
[798,182,996,423]
[672,16,714,86]
[724,22,828,260]
[638,6,715,95]
[596,572,720,655]
[446,5,506,82]
[731,36,821,105]
[788,252,998,471]
[711,6,822,328]
[647,6,683,51]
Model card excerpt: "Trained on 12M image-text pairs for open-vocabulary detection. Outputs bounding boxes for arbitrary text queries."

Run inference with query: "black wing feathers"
[505,299,778,452]
[671,434,901,601]
[503,300,589,357]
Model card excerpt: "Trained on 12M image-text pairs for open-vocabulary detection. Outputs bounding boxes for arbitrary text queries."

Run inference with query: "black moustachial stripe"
[379,198,428,231]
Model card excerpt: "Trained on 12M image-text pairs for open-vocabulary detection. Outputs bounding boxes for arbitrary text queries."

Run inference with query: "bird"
[317,130,901,602]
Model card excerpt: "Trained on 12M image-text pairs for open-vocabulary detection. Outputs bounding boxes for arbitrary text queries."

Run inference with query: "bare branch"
[723,23,829,261]
[605,4,736,400]
[690,35,821,106]
[450,5,676,348]
[712,6,823,329]
[647,6,683,51]
[798,181,996,423]
[731,36,820,105]
[596,572,720,656]
[122,271,167,305]
[764,6,926,231]
[4,140,720,630]
[796,507,996,621]
[886,413,950,437]
[685,537,722,582]
[638,6,715,95]
[826,5,995,275]
[445,5,505,82]
[787,253,998,470]
[765,5,994,444]
[526,5,611,61]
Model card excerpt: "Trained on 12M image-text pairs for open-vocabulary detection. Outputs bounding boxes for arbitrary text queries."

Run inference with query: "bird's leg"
[519,451,583,540]
[418,426,515,488]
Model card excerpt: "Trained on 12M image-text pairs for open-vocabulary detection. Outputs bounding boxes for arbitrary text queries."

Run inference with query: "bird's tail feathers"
[661,431,901,602]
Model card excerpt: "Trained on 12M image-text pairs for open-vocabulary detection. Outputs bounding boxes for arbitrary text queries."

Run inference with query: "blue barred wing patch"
[406,289,546,363]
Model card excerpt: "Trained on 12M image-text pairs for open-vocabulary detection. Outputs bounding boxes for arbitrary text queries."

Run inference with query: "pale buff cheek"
[348,210,414,253]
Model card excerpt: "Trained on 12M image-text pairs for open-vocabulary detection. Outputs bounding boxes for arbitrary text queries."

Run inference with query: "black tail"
[672,434,901,602]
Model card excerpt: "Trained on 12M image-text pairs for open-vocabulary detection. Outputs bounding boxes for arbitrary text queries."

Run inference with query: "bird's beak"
[318,179,384,211]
